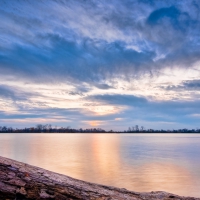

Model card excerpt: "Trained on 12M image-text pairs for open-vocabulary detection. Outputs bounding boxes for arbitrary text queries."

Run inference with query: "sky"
[1,0,200,130]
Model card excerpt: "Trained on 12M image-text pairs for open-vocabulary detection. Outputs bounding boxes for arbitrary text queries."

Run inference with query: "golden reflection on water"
[0,133,199,197]
[90,134,122,186]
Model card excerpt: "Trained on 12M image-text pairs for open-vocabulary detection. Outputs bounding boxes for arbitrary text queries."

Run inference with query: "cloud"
[145,6,191,46]
[0,85,17,100]
[94,83,114,90]
[147,6,182,26]
[0,33,156,84]
[1,0,200,84]
[162,79,200,91]
[86,94,147,106]
[0,85,31,101]
[1,0,200,129]
[183,80,200,89]
[85,93,200,125]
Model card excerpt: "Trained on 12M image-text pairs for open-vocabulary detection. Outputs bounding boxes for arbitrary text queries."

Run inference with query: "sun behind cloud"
[88,121,100,127]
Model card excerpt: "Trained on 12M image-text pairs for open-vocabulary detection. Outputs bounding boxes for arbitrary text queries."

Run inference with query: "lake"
[0,133,200,197]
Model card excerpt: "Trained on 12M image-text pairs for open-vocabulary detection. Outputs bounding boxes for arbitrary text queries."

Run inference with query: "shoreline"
[1,132,200,134]
[0,156,199,200]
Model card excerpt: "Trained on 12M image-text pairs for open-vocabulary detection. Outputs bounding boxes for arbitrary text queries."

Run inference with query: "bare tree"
[36,124,43,131]
[48,124,52,130]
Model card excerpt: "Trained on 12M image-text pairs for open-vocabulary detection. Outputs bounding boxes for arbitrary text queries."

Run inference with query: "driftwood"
[0,156,199,200]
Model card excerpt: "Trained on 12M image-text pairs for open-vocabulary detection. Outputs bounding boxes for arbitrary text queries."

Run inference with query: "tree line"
[0,124,200,133]
[0,124,106,133]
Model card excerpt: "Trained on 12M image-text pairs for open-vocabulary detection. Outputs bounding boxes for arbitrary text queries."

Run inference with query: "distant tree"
[42,124,48,130]
[2,126,7,132]
[8,127,13,132]
[36,124,43,131]
[48,124,52,130]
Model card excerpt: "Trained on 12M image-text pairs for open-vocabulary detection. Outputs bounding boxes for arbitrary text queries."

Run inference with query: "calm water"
[0,133,200,197]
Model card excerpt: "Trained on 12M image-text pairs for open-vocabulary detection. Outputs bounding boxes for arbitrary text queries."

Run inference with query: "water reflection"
[0,133,199,197]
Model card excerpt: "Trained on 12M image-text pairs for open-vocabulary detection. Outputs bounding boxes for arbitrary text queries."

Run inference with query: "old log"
[0,156,199,200]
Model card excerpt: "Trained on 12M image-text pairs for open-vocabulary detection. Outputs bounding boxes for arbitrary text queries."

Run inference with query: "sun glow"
[87,105,122,115]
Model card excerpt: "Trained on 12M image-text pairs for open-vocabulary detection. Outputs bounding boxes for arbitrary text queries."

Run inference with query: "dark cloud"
[163,80,200,91]
[86,93,200,125]
[183,80,200,89]
[0,1,199,82]
[0,34,155,83]
[147,6,182,26]
[94,84,114,90]
[0,85,16,100]
[0,85,29,101]
[86,94,147,106]
[0,0,200,84]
